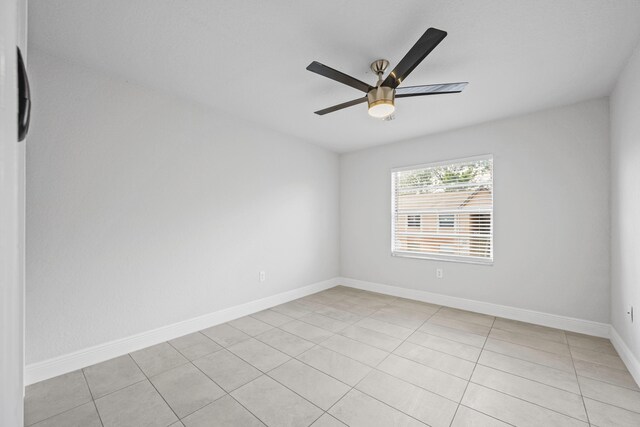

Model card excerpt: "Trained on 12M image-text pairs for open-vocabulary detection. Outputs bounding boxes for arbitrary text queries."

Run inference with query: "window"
[439,244,456,254]
[391,155,493,264]
[407,215,421,228]
[438,214,455,228]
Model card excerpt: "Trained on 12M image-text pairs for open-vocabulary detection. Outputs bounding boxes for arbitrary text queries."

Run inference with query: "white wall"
[341,98,610,323]
[25,46,618,372]
[26,50,339,364]
[611,41,640,362]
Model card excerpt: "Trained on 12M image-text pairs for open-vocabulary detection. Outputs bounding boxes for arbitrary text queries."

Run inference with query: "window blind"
[391,156,493,263]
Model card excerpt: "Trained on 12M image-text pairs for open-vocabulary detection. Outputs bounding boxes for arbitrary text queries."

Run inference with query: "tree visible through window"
[391,156,493,263]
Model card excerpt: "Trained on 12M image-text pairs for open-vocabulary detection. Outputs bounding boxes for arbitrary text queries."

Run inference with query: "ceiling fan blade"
[314,97,368,115]
[395,82,468,98]
[307,61,373,93]
[382,28,447,89]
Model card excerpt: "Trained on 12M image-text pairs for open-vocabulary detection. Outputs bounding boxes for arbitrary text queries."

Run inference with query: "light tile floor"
[24,286,640,427]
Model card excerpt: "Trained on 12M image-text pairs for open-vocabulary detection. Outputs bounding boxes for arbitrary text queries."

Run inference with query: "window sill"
[391,251,494,266]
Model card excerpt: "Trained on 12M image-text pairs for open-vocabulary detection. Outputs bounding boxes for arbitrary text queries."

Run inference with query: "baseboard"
[339,277,610,338]
[25,276,614,385]
[610,326,640,386]
[25,278,339,385]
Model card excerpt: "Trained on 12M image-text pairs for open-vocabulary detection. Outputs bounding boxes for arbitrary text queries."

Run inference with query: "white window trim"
[390,154,494,265]
[390,154,493,173]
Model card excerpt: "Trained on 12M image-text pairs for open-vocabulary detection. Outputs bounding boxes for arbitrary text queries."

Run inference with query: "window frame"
[390,154,494,265]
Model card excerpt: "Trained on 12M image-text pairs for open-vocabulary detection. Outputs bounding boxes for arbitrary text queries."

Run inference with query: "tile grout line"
[473,360,583,395]
[25,397,95,427]
[287,342,360,384]
[295,312,358,332]
[456,404,518,427]
[429,314,494,333]
[90,400,106,427]
[51,357,184,426]
[158,358,232,421]
[458,323,602,425]
[573,373,640,392]
[274,292,414,423]
[126,350,184,425]
[487,335,572,358]
[304,294,496,416]
[487,336,633,378]
[263,359,347,425]
[320,294,440,425]
[477,340,640,411]
[79,368,96,402]
[320,298,462,424]
[466,381,593,424]
[569,345,621,357]
[571,346,592,426]
[482,323,593,424]
[335,289,640,420]
[27,287,637,426]
[183,351,271,425]
[448,313,495,427]
[472,325,591,425]
[87,378,149,404]
[25,370,98,427]
[484,332,571,355]
[177,393,227,423]
[79,368,105,427]
[480,341,574,372]
[219,291,386,425]
[386,351,475,382]
[569,379,640,415]
[333,304,441,345]
[406,330,485,358]
[226,391,274,427]
[165,336,219,364]
[569,345,632,372]
[187,324,335,425]
[346,298,491,425]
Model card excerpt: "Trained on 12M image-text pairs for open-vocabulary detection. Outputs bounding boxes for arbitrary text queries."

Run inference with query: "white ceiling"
[29,0,640,152]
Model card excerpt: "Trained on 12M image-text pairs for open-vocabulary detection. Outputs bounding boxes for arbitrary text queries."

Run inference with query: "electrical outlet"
[436,268,443,279]
[259,271,266,282]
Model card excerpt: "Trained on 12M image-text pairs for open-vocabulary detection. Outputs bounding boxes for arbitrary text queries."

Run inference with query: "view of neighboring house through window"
[407,215,421,228]
[438,214,455,228]
[391,155,493,263]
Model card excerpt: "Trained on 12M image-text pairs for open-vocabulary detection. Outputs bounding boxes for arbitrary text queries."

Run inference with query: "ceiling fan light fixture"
[367,86,395,118]
[307,28,467,117]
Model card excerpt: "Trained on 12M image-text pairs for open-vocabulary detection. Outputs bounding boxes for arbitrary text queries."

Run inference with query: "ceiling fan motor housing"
[367,85,395,105]
[367,85,395,117]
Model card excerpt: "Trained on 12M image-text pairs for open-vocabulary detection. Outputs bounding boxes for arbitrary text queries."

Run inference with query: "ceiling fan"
[306,27,467,119]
